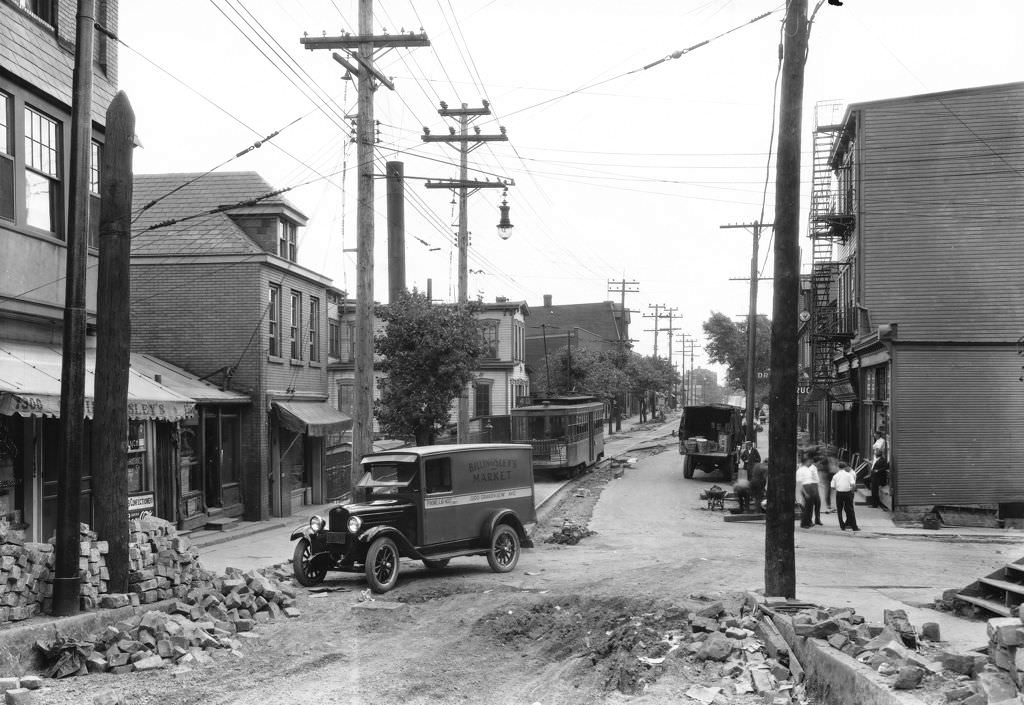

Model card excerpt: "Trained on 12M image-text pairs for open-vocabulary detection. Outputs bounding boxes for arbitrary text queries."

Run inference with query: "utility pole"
[54,0,95,617]
[643,304,670,358]
[606,278,639,352]
[423,102,511,442]
[386,161,404,303]
[92,91,135,595]
[766,0,809,600]
[721,221,773,445]
[301,5,429,479]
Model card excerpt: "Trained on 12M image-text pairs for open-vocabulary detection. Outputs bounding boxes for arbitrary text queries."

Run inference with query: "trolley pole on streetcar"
[300,4,429,482]
[423,103,512,443]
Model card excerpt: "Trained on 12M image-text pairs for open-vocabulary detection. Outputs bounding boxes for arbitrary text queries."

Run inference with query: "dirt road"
[37,440,1019,704]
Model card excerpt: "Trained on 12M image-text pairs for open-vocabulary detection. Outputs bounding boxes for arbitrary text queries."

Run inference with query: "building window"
[279,220,297,262]
[328,319,340,358]
[24,106,62,235]
[0,92,12,222]
[18,0,56,25]
[479,320,499,359]
[337,382,354,415]
[290,291,302,360]
[309,297,321,362]
[268,285,281,357]
[89,141,101,248]
[339,320,355,363]
[474,381,492,418]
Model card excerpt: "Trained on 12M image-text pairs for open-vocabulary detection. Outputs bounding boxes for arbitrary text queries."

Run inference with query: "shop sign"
[128,491,155,520]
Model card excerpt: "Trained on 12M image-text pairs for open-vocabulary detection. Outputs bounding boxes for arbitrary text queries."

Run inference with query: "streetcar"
[510,395,605,479]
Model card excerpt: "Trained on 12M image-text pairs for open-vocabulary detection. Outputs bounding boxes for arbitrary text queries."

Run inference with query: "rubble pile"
[544,520,596,545]
[0,518,212,624]
[477,594,807,701]
[34,567,300,679]
[784,604,1024,703]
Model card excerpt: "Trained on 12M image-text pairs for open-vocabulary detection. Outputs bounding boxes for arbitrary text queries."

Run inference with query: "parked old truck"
[678,404,744,481]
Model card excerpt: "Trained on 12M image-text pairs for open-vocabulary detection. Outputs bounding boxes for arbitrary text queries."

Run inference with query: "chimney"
[543,294,552,308]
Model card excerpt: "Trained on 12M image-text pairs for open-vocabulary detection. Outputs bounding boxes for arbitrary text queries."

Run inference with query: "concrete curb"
[752,597,929,705]
[0,599,178,672]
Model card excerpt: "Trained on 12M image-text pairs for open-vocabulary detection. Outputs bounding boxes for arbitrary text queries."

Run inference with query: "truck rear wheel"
[683,455,694,479]
[487,524,520,573]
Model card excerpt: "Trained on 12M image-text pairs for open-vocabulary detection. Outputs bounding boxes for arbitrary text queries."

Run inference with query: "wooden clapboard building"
[803,81,1024,522]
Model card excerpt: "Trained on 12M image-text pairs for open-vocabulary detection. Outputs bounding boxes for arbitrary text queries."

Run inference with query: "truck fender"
[358,525,420,559]
[290,525,310,542]
[481,510,533,549]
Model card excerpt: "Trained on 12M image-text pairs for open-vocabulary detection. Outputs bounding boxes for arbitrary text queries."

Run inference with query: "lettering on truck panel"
[424,486,532,510]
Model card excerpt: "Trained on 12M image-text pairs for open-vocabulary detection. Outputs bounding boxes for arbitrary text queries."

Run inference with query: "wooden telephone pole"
[766,0,809,600]
[606,278,639,352]
[54,0,95,617]
[422,102,511,443]
[301,2,429,475]
[721,221,773,444]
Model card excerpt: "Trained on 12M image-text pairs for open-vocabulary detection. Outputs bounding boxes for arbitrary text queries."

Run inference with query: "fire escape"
[807,101,856,389]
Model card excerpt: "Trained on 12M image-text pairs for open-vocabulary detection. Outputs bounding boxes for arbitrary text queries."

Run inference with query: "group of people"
[796,430,890,530]
[733,430,890,532]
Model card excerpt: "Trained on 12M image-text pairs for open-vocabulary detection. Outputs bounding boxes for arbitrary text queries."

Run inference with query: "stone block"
[794,619,841,639]
[894,666,925,690]
[921,622,942,642]
[16,677,40,692]
[941,651,982,676]
[132,655,165,672]
[749,668,774,693]
[989,618,1024,647]
[827,633,849,650]
[696,601,723,619]
[3,690,32,705]
[976,670,1019,704]
[92,691,122,705]
[696,632,733,661]
[86,654,109,673]
[0,678,19,691]
[283,606,300,618]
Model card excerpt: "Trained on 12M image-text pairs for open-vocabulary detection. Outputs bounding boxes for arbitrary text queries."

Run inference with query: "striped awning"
[0,342,196,421]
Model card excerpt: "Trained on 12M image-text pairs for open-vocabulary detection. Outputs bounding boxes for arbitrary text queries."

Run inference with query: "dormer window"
[278,219,297,262]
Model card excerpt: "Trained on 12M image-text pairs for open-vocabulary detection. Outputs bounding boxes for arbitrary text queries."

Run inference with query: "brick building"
[131,172,350,520]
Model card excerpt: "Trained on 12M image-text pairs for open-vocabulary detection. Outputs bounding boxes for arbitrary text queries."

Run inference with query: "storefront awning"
[0,342,196,421]
[273,400,352,437]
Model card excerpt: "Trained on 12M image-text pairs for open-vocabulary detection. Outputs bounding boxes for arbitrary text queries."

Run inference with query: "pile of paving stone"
[0,517,212,624]
[780,603,1024,703]
[32,567,300,680]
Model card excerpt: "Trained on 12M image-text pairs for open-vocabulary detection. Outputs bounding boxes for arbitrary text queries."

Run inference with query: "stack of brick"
[124,516,213,606]
[36,568,300,677]
[979,616,1024,704]
[0,518,215,625]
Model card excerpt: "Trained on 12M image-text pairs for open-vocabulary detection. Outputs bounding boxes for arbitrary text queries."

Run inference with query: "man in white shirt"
[796,454,821,528]
[830,462,860,531]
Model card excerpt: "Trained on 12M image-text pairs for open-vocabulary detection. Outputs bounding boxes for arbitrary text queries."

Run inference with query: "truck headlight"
[347,516,362,533]
[309,515,324,533]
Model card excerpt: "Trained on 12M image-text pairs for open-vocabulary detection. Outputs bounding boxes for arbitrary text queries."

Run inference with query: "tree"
[373,292,482,445]
[531,345,628,402]
[626,354,681,409]
[702,312,771,396]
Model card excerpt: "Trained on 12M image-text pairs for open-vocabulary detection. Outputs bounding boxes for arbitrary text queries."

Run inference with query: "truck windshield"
[357,462,418,488]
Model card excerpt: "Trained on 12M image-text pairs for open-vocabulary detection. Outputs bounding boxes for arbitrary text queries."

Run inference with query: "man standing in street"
[797,454,821,528]
[831,461,861,531]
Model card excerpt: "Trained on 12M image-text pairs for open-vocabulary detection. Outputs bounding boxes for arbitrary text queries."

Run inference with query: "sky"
[116,1,1024,380]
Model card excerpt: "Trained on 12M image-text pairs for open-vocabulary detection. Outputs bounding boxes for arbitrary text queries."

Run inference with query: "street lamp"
[497,188,513,240]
